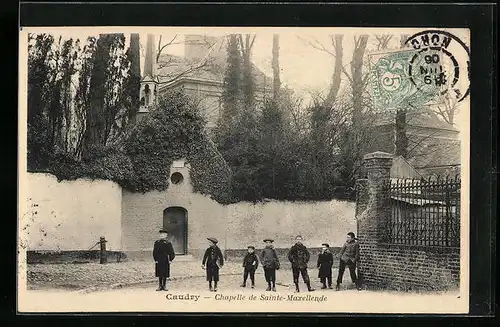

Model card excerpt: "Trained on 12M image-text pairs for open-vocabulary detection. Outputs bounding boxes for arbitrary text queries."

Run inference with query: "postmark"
[369,29,470,113]
[405,30,470,104]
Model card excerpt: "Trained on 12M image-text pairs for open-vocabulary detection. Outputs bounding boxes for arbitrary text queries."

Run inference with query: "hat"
[263,238,274,243]
[159,229,168,233]
[247,246,255,249]
[322,243,330,247]
[207,237,218,244]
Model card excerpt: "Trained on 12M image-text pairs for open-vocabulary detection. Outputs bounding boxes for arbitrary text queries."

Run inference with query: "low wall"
[225,200,356,251]
[20,173,123,252]
[23,172,357,262]
[359,244,460,291]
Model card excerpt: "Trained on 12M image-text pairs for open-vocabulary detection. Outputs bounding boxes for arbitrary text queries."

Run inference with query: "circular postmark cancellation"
[405,30,470,104]
[369,30,470,113]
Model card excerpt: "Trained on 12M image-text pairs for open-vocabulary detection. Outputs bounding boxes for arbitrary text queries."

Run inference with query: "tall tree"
[272,34,281,103]
[395,34,410,157]
[347,35,369,127]
[219,34,242,125]
[27,33,55,170]
[324,35,343,108]
[83,33,128,154]
[126,33,141,124]
[238,34,256,110]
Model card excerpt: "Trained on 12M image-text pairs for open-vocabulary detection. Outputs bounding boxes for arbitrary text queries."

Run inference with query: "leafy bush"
[123,90,232,203]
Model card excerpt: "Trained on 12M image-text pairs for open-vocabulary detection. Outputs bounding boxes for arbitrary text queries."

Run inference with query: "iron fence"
[387,175,461,247]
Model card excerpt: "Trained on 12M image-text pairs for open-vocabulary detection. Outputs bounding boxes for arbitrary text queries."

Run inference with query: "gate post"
[356,152,393,284]
[99,236,108,264]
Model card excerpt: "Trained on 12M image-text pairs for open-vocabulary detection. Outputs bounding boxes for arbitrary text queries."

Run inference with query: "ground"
[27,260,356,291]
[21,261,466,313]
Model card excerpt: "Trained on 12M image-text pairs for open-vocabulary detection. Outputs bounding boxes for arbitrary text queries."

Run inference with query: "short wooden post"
[99,236,108,264]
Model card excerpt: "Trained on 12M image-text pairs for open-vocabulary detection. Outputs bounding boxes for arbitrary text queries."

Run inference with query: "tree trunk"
[395,110,408,157]
[351,35,368,127]
[395,34,410,157]
[324,34,343,107]
[272,34,281,103]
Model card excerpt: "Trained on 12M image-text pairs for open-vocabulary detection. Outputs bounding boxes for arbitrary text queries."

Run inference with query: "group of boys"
[153,230,361,292]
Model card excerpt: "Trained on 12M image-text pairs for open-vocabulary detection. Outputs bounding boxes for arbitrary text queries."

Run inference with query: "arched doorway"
[163,207,188,255]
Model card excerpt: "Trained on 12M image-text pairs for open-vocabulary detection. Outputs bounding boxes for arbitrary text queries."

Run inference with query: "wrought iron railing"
[387,175,461,247]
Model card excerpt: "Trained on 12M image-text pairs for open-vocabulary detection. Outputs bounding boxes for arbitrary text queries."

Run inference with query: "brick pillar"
[356,152,393,282]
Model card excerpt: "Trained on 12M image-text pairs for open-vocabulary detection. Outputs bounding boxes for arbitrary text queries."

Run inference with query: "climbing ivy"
[123,89,232,204]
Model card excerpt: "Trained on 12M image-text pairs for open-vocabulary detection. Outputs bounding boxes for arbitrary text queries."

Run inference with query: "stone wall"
[356,152,460,291]
[20,173,122,252]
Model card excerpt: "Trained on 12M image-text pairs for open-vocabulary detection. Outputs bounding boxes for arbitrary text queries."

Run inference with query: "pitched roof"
[407,138,461,168]
[374,106,458,132]
[156,53,271,90]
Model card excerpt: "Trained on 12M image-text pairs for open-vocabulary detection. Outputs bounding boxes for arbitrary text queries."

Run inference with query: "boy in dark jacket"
[153,229,176,291]
[202,237,224,292]
[240,246,259,288]
[287,235,315,292]
[336,232,361,291]
[260,238,280,292]
[317,243,334,289]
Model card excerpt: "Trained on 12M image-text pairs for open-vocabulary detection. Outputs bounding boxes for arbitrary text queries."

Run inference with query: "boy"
[153,229,176,291]
[336,232,361,291]
[287,235,315,292]
[240,246,259,288]
[260,238,280,292]
[317,243,334,289]
[202,237,224,292]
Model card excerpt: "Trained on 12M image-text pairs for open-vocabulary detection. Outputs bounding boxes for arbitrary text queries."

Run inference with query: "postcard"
[18,27,470,313]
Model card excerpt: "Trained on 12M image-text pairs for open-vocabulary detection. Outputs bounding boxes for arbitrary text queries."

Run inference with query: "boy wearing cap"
[153,229,176,291]
[202,237,224,292]
[260,239,280,292]
[240,246,259,288]
[336,232,361,291]
[288,235,315,292]
[317,243,334,289]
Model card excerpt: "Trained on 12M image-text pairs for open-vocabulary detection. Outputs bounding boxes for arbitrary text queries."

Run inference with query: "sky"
[23,27,469,131]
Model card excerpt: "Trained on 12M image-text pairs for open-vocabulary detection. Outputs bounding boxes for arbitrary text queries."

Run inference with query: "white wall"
[225,200,356,250]
[20,173,122,251]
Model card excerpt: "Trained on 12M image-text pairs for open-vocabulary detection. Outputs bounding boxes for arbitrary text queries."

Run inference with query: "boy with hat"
[336,232,361,291]
[260,238,280,291]
[317,243,334,289]
[240,246,259,288]
[153,229,176,291]
[287,235,315,292]
[202,237,224,292]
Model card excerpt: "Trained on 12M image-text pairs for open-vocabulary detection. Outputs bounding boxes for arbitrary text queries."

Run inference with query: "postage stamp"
[18,27,470,314]
[369,29,470,114]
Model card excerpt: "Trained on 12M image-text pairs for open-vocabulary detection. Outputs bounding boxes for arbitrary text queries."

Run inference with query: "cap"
[207,237,218,244]
[159,229,168,233]
[247,246,255,249]
[321,243,330,247]
[263,238,274,243]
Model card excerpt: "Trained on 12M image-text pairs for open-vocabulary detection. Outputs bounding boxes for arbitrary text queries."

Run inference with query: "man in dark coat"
[317,243,334,289]
[287,235,315,292]
[336,232,361,291]
[241,246,259,288]
[202,237,224,292]
[260,238,280,292]
[153,229,176,291]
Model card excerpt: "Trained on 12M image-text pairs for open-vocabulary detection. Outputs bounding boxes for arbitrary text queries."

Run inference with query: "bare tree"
[238,34,257,109]
[272,34,281,102]
[152,34,221,86]
[344,35,369,127]
[375,35,393,51]
[297,34,344,107]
